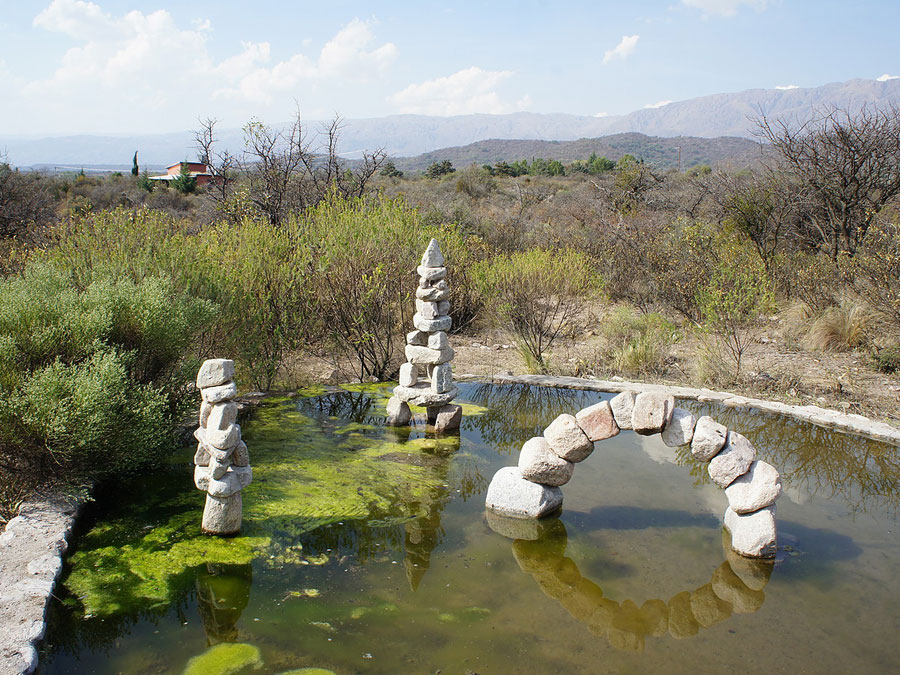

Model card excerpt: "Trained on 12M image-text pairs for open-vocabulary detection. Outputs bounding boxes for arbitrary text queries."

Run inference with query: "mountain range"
[2,77,897,170]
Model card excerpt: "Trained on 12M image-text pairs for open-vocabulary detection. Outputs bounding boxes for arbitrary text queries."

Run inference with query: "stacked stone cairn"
[193,359,252,536]
[485,390,783,558]
[387,238,462,433]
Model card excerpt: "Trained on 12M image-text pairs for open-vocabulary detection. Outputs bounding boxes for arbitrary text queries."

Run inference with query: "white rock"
[209,455,230,480]
[194,443,211,466]
[709,432,756,488]
[399,362,418,387]
[207,466,253,498]
[691,416,728,461]
[416,299,442,319]
[201,381,238,404]
[632,392,675,435]
[201,423,241,450]
[405,344,454,365]
[201,492,242,535]
[485,466,563,518]
[416,265,447,282]
[428,331,450,350]
[575,400,620,442]
[724,505,777,558]
[194,464,210,491]
[206,402,238,431]
[661,408,696,447]
[518,437,575,487]
[610,391,637,429]
[413,313,452,333]
[232,440,250,467]
[416,285,451,301]
[386,396,411,426]
[437,300,450,316]
[406,329,428,346]
[196,359,235,389]
[543,414,594,463]
[428,403,462,432]
[431,363,453,394]
[421,238,445,267]
[393,382,459,406]
[199,400,212,428]
[724,461,782,514]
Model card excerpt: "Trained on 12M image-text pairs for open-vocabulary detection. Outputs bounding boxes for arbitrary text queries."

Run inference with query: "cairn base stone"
[386,396,412,426]
[485,466,563,518]
[428,403,462,432]
[724,505,777,558]
[201,492,242,535]
[393,382,459,407]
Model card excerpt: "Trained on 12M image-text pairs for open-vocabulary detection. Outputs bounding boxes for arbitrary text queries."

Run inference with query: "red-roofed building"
[149,162,221,186]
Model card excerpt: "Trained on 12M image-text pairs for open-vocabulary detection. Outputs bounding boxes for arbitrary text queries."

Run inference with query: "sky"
[0,0,898,135]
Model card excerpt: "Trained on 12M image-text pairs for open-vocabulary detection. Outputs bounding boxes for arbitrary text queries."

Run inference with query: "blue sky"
[1,0,897,134]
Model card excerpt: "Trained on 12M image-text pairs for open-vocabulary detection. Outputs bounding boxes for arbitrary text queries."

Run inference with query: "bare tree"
[242,112,308,225]
[194,117,237,205]
[755,104,900,258]
[0,156,54,239]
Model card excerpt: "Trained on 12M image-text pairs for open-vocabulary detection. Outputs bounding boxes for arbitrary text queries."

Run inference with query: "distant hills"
[2,77,898,169]
[392,133,763,172]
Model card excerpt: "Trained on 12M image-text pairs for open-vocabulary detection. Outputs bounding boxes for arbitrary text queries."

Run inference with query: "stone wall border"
[457,373,900,446]
[0,491,86,675]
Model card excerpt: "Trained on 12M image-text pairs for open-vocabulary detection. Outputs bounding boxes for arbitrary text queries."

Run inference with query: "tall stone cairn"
[388,238,463,433]
[193,359,252,535]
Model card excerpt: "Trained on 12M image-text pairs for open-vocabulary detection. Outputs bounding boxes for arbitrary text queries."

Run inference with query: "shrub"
[872,346,900,373]
[598,306,679,377]
[474,248,599,372]
[455,165,496,199]
[844,220,900,328]
[697,241,773,379]
[0,263,216,495]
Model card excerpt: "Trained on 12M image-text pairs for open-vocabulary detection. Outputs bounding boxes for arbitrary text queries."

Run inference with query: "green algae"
[280,669,336,675]
[63,388,467,616]
[182,642,262,675]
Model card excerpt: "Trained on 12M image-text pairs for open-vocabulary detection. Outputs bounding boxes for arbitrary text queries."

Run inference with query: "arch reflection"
[487,513,774,651]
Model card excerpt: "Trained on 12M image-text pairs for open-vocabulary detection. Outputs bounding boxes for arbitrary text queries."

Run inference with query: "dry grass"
[802,301,874,352]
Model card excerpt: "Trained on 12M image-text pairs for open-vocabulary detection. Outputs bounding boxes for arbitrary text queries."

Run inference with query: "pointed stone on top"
[421,238,444,268]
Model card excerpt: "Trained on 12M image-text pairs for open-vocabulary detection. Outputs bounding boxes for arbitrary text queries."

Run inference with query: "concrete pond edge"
[456,373,900,446]
[0,491,86,675]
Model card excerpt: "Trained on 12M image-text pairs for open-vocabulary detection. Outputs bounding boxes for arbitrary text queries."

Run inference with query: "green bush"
[474,248,599,372]
[598,306,679,377]
[0,263,216,489]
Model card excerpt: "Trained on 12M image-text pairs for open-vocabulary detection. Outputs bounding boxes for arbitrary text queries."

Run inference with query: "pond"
[40,382,900,674]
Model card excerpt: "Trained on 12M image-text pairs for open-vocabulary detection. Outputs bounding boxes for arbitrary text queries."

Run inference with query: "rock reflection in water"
[195,563,252,645]
[487,513,773,651]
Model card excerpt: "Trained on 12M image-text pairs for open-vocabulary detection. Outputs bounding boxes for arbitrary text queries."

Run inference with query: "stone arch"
[485,390,783,558]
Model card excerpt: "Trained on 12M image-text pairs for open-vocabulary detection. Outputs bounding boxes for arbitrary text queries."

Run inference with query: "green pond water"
[39,382,900,674]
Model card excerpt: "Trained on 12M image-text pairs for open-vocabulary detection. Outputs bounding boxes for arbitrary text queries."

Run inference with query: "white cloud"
[644,99,672,109]
[389,67,525,116]
[681,0,767,16]
[594,111,609,118]
[877,73,899,82]
[20,3,398,129]
[602,35,639,65]
[775,84,798,90]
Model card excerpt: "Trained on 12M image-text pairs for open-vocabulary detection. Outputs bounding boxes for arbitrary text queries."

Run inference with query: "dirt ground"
[293,320,900,430]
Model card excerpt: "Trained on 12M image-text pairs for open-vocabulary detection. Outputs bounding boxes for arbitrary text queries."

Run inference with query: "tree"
[171,162,197,194]
[0,158,54,238]
[194,117,237,205]
[380,160,403,178]
[755,104,900,258]
[131,151,139,177]
[425,160,455,178]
